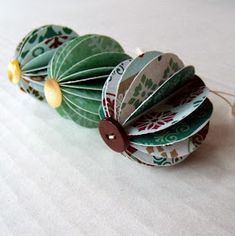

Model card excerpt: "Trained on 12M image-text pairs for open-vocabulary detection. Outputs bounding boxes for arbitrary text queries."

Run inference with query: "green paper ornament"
[99,51,213,167]
[45,34,131,128]
[8,24,78,101]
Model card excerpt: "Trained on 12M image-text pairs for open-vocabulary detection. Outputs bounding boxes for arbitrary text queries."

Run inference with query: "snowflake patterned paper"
[8,25,78,101]
[99,51,213,167]
[45,35,131,128]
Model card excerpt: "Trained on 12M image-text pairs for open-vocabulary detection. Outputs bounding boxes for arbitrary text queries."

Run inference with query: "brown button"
[99,117,129,153]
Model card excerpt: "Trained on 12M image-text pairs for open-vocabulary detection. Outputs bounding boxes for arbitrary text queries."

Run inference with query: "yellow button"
[8,59,21,84]
[44,79,62,108]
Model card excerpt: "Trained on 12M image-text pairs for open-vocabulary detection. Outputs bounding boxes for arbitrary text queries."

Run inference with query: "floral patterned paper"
[100,51,213,167]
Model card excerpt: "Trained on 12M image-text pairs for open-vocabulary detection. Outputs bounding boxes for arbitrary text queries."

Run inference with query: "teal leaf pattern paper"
[52,35,93,78]
[61,100,99,128]
[55,35,125,79]
[46,34,131,128]
[62,88,102,101]
[64,93,100,115]
[59,52,130,80]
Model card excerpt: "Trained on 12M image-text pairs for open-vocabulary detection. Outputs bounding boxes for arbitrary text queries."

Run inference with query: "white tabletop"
[0,0,235,235]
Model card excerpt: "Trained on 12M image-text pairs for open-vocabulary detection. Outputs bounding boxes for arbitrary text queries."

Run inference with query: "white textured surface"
[0,0,235,235]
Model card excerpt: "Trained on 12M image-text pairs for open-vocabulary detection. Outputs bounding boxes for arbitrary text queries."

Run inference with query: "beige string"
[209,90,235,116]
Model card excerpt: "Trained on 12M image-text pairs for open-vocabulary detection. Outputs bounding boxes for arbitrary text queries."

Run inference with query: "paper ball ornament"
[45,34,131,128]
[99,51,213,166]
[8,25,78,101]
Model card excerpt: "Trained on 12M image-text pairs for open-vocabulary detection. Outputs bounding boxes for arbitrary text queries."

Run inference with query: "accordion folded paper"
[45,35,131,128]
[8,25,78,101]
[99,51,213,166]
[7,25,215,167]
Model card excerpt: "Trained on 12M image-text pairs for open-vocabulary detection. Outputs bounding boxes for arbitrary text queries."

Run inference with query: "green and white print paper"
[100,51,213,167]
[47,34,131,128]
[11,24,78,100]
